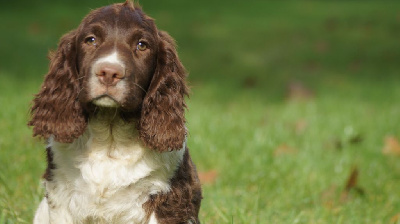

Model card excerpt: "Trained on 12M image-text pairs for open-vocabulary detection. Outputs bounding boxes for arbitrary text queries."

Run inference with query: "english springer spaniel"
[29,1,202,223]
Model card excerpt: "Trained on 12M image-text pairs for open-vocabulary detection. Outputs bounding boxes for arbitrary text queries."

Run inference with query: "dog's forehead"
[81,3,153,32]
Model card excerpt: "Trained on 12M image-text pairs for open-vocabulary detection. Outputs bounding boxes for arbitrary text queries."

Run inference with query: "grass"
[1,0,400,223]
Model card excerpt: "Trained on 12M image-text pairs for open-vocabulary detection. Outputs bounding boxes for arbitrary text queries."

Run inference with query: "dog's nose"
[95,62,125,86]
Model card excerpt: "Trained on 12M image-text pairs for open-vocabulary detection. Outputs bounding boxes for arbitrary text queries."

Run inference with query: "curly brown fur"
[139,31,189,152]
[144,149,202,223]
[28,31,87,143]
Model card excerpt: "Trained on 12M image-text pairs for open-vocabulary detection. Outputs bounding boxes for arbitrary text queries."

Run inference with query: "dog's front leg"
[34,196,74,224]
[34,197,49,224]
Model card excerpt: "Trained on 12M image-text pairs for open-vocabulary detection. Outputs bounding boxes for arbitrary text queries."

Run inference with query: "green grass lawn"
[1,1,400,223]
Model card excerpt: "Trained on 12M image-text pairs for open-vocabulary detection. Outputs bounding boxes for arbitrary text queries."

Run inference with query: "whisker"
[76,87,84,100]
[133,83,147,94]
[112,107,118,120]
[75,76,86,81]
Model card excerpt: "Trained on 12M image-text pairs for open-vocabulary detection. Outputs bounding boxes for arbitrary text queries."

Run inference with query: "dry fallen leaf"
[320,185,338,206]
[28,22,42,35]
[348,134,363,145]
[333,138,343,150]
[286,81,314,102]
[383,136,400,156]
[323,138,343,151]
[340,166,365,202]
[320,185,344,214]
[242,76,258,89]
[344,167,359,191]
[198,170,218,185]
[273,144,298,156]
[294,119,308,135]
[314,40,330,53]
[390,213,400,224]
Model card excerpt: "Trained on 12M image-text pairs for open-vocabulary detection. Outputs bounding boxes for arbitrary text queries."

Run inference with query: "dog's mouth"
[92,94,119,108]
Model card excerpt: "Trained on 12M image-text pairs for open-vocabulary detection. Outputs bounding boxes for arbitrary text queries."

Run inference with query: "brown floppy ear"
[139,31,189,152]
[28,30,87,143]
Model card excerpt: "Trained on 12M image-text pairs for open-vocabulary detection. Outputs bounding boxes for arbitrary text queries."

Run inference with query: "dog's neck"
[88,108,140,153]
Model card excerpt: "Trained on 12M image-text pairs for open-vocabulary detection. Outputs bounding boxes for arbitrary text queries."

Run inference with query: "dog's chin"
[92,95,120,108]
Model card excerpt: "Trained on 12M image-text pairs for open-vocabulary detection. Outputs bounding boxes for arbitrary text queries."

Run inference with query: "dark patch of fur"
[28,30,88,143]
[42,147,56,181]
[138,31,189,152]
[143,149,202,224]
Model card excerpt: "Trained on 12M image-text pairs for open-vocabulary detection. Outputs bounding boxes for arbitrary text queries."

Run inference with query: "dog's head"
[28,1,189,152]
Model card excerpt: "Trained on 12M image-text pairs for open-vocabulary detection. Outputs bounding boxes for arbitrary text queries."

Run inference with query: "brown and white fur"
[29,1,202,223]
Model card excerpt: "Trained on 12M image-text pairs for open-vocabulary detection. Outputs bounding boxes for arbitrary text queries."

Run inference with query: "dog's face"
[76,4,158,112]
[29,1,189,151]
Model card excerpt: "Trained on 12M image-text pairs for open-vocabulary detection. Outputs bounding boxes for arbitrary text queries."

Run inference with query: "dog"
[29,1,202,223]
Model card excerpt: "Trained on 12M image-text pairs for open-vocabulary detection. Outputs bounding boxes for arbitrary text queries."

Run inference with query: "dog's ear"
[139,31,189,152]
[28,30,87,143]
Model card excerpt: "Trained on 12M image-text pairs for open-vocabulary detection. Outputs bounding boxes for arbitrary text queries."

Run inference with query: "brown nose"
[94,62,125,86]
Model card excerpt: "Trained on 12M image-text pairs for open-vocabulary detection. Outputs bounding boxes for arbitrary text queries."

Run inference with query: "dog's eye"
[85,36,97,46]
[137,42,147,51]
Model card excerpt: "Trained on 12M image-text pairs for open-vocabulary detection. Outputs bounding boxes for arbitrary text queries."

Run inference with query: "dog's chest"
[48,119,184,223]
[76,143,151,200]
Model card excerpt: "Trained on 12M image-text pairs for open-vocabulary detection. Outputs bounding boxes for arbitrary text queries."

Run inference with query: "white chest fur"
[44,115,184,223]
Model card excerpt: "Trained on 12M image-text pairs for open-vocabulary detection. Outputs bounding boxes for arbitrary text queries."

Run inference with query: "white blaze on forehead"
[94,51,125,68]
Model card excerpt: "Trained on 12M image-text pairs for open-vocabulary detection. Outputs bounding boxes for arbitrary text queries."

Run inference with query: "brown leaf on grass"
[348,134,363,145]
[286,81,314,102]
[324,18,339,32]
[314,41,330,54]
[273,144,298,156]
[332,138,343,150]
[348,59,362,72]
[390,213,400,224]
[28,22,42,35]
[323,138,343,151]
[344,167,359,192]
[320,185,343,214]
[198,170,218,185]
[382,136,400,156]
[294,119,308,135]
[320,185,338,206]
[340,167,365,202]
[304,60,320,72]
[242,76,258,89]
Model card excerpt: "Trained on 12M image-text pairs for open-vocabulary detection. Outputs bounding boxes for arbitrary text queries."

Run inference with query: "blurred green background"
[1,0,400,223]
